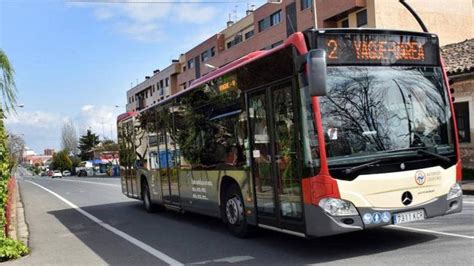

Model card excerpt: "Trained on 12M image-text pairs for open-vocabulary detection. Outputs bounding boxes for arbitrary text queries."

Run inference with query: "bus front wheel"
[223,184,251,238]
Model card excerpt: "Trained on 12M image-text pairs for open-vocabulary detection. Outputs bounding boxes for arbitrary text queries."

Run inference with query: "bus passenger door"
[248,80,303,231]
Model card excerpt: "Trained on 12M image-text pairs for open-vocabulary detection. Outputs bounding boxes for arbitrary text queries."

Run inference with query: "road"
[8,175,474,265]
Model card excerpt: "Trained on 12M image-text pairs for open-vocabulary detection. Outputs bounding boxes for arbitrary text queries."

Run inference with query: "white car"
[62,170,71,176]
[52,170,63,178]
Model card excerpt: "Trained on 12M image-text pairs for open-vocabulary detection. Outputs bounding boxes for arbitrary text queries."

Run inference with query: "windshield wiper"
[417,149,451,163]
[344,159,382,174]
[387,147,451,163]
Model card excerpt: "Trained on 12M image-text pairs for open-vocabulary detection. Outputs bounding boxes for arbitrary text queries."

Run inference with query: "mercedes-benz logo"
[401,191,413,206]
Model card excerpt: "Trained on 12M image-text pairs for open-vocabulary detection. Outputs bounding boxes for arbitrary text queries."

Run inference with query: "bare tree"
[7,132,25,166]
[61,120,78,155]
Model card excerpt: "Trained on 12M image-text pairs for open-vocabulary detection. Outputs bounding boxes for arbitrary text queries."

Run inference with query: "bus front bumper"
[304,194,463,238]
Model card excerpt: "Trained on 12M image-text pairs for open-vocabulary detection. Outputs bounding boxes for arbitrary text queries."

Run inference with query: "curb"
[8,180,29,246]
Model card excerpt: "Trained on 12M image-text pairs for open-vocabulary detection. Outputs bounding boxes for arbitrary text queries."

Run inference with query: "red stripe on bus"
[440,56,462,181]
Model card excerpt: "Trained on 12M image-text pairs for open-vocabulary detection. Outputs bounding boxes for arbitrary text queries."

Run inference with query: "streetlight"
[204,63,218,70]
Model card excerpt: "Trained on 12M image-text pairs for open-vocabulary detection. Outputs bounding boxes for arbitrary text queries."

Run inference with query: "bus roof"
[136,32,308,115]
[307,28,438,38]
[117,111,136,123]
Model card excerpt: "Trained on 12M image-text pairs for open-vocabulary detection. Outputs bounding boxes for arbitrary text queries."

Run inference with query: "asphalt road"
[9,175,474,265]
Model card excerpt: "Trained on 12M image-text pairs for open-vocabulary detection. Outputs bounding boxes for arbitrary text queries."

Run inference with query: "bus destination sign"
[318,33,438,66]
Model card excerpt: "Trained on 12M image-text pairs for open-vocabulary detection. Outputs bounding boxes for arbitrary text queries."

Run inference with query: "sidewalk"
[462,180,474,195]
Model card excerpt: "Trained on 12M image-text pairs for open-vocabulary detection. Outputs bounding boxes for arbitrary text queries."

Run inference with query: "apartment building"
[125,0,473,112]
[126,60,180,112]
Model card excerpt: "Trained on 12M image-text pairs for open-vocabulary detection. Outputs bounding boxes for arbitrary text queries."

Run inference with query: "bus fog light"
[318,198,358,216]
[447,183,462,200]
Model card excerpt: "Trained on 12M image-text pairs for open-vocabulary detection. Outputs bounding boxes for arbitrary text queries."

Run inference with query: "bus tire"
[142,181,158,213]
[223,184,251,238]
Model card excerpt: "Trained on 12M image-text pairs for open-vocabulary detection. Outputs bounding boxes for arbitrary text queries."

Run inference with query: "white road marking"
[58,178,121,188]
[23,179,183,265]
[191,256,254,264]
[389,225,474,240]
[463,201,474,205]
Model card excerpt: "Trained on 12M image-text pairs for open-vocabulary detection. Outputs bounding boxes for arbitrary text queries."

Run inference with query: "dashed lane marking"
[23,179,183,265]
[389,225,474,240]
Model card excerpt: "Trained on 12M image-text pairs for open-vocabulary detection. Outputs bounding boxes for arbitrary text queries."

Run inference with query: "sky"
[0,0,264,154]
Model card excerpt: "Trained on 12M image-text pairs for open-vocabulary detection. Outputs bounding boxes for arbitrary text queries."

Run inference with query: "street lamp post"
[312,0,318,28]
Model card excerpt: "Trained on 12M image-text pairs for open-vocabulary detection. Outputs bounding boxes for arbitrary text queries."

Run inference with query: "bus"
[117,28,463,238]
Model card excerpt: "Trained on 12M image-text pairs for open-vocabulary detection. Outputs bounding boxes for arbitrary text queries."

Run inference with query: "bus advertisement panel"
[117,29,462,238]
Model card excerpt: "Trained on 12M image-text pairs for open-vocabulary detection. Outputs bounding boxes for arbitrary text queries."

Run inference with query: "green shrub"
[0,237,29,262]
[0,110,29,261]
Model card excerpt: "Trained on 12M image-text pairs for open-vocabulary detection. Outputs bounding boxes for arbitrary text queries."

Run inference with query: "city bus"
[117,28,463,238]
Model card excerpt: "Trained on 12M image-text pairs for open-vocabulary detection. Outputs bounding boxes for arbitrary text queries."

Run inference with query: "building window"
[341,18,349,28]
[201,50,210,62]
[210,47,215,57]
[227,34,243,49]
[165,77,169,87]
[235,34,242,45]
[356,9,367,27]
[270,10,282,26]
[258,17,271,32]
[454,102,471,143]
[160,80,164,88]
[187,58,194,69]
[244,30,254,40]
[301,0,311,10]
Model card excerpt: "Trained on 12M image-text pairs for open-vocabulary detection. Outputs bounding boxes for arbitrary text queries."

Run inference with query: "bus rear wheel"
[142,181,158,213]
[223,184,251,238]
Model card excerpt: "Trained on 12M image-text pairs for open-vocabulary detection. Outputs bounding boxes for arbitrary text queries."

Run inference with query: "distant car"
[62,170,71,176]
[47,170,53,177]
[52,170,62,178]
[40,172,46,176]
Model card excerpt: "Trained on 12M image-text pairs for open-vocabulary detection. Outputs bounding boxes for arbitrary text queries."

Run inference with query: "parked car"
[47,170,53,177]
[40,172,46,176]
[52,170,62,178]
[62,170,71,176]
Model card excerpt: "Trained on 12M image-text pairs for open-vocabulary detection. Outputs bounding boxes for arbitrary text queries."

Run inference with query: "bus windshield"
[319,66,455,166]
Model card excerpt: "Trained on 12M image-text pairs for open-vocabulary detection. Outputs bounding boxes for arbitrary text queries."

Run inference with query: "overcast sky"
[1,0,263,153]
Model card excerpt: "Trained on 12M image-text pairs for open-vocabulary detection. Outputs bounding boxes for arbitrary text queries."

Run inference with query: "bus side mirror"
[307,49,328,97]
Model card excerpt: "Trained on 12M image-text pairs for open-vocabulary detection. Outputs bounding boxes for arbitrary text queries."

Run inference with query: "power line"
[67,0,250,4]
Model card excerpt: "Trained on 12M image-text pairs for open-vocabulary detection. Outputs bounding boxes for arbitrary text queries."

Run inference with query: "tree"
[78,129,100,161]
[0,49,17,113]
[7,132,25,167]
[50,150,72,172]
[96,139,119,152]
[61,120,78,154]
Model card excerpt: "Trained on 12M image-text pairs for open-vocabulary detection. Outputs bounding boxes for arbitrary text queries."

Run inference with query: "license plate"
[393,210,425,224]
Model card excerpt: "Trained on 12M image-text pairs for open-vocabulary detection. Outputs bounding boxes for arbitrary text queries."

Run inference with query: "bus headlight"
[447,183,462,200]
[318,198,358,216]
